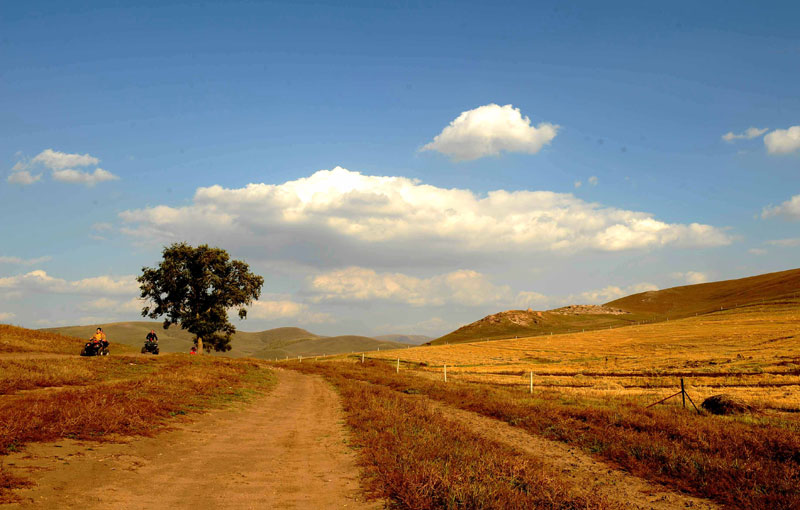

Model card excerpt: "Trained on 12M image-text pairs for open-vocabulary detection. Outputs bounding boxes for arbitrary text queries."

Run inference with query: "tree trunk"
[197,337,203,355]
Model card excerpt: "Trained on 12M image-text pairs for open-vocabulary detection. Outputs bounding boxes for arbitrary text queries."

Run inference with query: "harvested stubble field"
[280,298,800,509]
[367,299,800,413]
[283,359,800,510]
[0,325,275,503]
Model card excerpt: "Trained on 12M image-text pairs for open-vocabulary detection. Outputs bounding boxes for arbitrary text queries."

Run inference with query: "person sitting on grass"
[190,346,197,355]
[146,329,159,343]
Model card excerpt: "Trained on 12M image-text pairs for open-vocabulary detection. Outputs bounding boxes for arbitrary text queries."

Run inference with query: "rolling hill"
[606,267,800,317]
[431,306,648,345]
[43,322,405,358]
[431,268,800,345]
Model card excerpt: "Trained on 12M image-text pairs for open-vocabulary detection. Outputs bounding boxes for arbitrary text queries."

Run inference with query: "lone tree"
[137,243,264,352]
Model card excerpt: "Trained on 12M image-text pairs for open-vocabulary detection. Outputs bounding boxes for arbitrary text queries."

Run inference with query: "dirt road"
[4,370,381,509]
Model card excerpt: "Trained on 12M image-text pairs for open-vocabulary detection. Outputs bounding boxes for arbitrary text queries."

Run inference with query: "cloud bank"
[310,267,547,308]
[0,270,138,296]
[120,167,732,258]
[421,104,558,161]
[249,298,333,324]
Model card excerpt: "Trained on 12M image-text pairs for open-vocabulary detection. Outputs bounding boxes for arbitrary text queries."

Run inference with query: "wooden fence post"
[681,378,686,409]
[396,358,400,373]
[444,364,447,382]
[529,371,533,394]
[361,353,364,364]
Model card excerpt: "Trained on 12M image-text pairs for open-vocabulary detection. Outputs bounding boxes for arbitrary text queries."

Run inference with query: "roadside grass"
[0,355,275,502]
[304,366,616,509]
[0,324,136,355]
[0,357,164,394]
[0,325,86,354]
[288,360,800,510]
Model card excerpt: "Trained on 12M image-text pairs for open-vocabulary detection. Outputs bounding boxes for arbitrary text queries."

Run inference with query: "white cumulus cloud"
[764,126,800,155]
[31,149,99,170]
[0,312,16,322]
[248,298,333,324]
[7,170,41,186]
[672,271,709,285]
[761,194,800,220]
[52,167,119,186]
[421,104,558,161]
[119,167,732,257]
[570,282,659,304]
[722,127,768,142]
[310,266,548,308]
[8,149,118,186]
[0,270,138,296]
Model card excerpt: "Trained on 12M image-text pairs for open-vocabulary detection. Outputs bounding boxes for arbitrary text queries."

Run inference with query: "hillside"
[254,335,407,360]
[607,267,800,317]
[375,334,432,345]
[432,268,800,345]
[431,306,647,345]
[42,322,403,358]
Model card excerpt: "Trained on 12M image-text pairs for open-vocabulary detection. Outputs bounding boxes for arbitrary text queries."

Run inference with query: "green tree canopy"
[137,243,264,352]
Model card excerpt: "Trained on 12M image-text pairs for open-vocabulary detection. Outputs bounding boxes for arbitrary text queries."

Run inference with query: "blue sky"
[1,1,799,336]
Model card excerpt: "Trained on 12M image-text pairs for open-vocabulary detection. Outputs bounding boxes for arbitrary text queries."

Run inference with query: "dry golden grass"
[0,327,276,502]
[287,360,800,510]
[363,300,800,411]
[0,324,87,354]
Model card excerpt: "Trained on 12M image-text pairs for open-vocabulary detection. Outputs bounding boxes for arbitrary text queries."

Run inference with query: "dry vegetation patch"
[288,363,616,510]
[285,360,800,510]
[0,354,275,502]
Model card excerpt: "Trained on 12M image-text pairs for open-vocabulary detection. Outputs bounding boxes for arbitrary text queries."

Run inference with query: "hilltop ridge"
[431,267,800,345]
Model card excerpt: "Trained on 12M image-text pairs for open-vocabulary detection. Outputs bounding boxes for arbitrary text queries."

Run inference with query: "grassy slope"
[0,324,134,355]
[432,310,649,345]
[254,335,407,359]
[432,267,800,345]
[376,299,800,374]
[607,266,800,317]
[43,321,404,358]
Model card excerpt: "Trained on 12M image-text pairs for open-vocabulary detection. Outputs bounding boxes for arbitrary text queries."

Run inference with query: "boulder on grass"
[701,394,753,415]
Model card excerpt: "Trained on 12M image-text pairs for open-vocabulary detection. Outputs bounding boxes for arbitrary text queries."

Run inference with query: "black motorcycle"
[141,339,160,355]
[81,341,109,357]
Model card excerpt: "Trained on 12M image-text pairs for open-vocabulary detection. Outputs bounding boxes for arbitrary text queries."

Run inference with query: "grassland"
[287,361,616,509]
[284,359,800,510]
[281,289,800,509]
[0,325,275,503]
[369,298,800,412]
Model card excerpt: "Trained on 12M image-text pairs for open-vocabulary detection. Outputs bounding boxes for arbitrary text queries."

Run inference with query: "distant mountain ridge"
[42,321,405,358]
[374,334,432,345]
